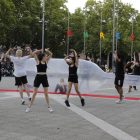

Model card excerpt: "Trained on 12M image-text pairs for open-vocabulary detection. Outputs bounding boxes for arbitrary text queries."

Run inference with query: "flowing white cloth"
[25,58,140,94]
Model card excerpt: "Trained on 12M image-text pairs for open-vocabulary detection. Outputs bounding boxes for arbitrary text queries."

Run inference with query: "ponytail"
[38,53,45,61]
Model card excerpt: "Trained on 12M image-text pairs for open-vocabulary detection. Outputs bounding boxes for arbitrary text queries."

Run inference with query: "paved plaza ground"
[0,77,140,140]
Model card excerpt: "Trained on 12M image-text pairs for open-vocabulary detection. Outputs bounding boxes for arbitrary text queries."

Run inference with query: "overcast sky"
[65,0,140,13]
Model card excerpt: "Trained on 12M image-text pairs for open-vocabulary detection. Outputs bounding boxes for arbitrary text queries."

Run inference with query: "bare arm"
[45,48,52,63]
[70,49,78,67]
[60,83,65,90]
[0,53,4,62]
[64,54,69,65]
[114,51,121,62]
[33,49,43,55]
[33,49,43,64]
[5,48,14,59]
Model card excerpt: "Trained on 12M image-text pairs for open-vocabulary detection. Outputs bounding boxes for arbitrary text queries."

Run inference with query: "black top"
[115,59,124,76]
[37,62,47,73]
[69,64,77,75]
[126,66,132,74]
[134,65,140,75]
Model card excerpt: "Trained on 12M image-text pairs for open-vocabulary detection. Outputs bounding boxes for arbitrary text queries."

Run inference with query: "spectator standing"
[125,61,134,93]
[112,66,116,74]
[0,53,4,81]
[133,52,140,91]
[106,67,110,73]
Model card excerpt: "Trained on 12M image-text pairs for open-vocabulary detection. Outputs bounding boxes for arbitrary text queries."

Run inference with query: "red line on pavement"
[0,89,140,101]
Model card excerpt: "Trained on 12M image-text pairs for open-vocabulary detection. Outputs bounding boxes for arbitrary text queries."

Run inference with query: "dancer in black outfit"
[125,62,134,93]
[114,51,125,104]
[133,52,140,90]
[64,49,85,107]
[26,48,53,113]
[0,53,4,82]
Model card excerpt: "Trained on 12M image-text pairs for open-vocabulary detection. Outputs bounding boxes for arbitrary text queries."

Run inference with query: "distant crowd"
[100,65,116,73]
[83,55,116,73]
[0,58,14,77]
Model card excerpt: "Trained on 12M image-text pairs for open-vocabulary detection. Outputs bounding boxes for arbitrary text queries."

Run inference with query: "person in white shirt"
[105,64,107,69]
[5,47,33,105]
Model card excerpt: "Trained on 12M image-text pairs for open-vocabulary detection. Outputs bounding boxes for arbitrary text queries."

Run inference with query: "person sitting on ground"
[55,78,67,93]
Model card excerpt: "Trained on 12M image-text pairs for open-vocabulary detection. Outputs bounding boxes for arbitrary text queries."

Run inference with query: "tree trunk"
[107,52,110,68]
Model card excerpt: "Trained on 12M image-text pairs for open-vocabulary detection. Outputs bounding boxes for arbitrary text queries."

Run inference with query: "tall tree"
[44,0,68,58]
[7,0,42,48]
[68,8,85,53]
[85,0,102,60]
[0,0,15,45]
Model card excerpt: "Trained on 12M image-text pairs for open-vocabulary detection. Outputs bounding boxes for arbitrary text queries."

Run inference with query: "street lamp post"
[112,0,115,69]
[84,10,86,59]
[67,9,69,56]
[116,13,118,51]
[131,17,133,61]
[42,0,45,50]
[100,10,102,66]
[39,0,46,51]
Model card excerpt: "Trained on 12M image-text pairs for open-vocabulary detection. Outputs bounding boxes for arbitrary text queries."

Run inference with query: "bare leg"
[66,82,72,101]
[74,83,82,100]
[29,87,38,108]
[129,86,132,92]
[115,85,119,93]
[43,87,50,107]
[118,87,123,100]
[23,84,30,97]
[19,85,23,99]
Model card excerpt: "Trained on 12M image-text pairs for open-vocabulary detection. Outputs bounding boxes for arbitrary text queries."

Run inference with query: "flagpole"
[131,17,133,61]
[84,10,86,59]
[100,10,102,66]
[112,0,115,69]
[42,0,45,50]
[116,13,118,52]
[67,9,69,56]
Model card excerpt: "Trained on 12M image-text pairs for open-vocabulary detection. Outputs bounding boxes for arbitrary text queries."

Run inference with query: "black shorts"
[34,74,49,88]
[68,75,78,83]
[15,76,28,86]
[115,75,124,87]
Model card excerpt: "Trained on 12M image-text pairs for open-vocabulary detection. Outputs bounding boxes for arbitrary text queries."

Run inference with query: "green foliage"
[10,0,42,48]
[1,0,140,62]
[84,0,140,62]
[0,0,15,44]
[43,0,68,57]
